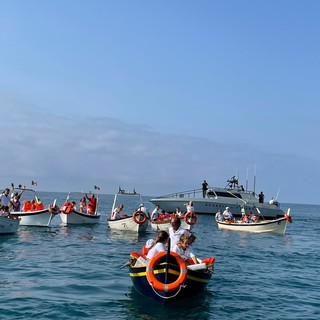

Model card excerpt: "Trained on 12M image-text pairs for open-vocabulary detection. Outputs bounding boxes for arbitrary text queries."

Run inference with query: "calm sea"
[0,192,319,320]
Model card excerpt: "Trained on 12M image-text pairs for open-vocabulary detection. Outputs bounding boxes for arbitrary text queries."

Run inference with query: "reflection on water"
[107,229,142,244]
[121,286,213,320]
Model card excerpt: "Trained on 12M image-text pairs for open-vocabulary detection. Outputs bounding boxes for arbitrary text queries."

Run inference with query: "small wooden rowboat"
[127,249,215,303]
[107,189,149,232]
[216,209,292,235]
[150,212,197,232]
[10,188,59,227]
[59,190,100,225]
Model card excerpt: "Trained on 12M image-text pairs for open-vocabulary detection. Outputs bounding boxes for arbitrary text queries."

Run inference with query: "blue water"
[1,192,319,319]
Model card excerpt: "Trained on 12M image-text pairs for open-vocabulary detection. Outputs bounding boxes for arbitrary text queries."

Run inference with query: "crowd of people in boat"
[61,194,97,215]
[215,206,260,223]
[110,200,195,222]
[136,216,198,265]
[77,194,97,214]
[1,184,98,217]
[0,184,37,217]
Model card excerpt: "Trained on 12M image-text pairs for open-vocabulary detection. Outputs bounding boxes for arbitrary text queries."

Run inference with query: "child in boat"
[79,197,87,213]
[146,231,169,260]
[172,234,198,265]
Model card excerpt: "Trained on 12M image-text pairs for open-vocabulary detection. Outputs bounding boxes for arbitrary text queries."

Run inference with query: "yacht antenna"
[246,168,249,192]
[275,188,280,200]
[253,165,256,194]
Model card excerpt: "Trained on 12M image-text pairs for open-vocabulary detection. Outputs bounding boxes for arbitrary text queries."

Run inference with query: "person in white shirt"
[223,207,233,221]
[146,231,169,260]
[175,207,184,218]
[215,210,224,222]
[0,188,10,209]
[137,203,149,219]
[151,205,160,221]
[184,201,194,213]
[169,216,196,250]
[172,234,198,264]
[111,204,124,220]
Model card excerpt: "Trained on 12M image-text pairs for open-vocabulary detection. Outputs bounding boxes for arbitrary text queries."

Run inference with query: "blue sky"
[0,1,319,204]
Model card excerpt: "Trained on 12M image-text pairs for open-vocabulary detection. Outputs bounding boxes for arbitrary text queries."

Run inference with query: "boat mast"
[253,165,256,194]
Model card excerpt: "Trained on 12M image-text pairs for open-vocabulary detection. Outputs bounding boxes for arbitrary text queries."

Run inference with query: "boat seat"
[187,263,207,271]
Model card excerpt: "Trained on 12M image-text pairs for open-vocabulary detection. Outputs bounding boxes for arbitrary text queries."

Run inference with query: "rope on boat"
[148,282,186,300]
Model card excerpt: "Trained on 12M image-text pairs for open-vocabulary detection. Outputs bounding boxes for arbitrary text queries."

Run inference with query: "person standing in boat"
[151,205,160,221]
[223,207,233,221]
[258,192,265,203]
[169,216,196,250]
[0,188,10,211]
[86,194,97,214]
[10,194,21,212]
[175,207,184,218]
[184,201,194,213]
[202,180,208,198]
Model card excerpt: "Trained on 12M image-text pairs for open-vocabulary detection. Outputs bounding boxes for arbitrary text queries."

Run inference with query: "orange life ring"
[61,202,74,214]
[146,251,187,293]
[284,213,293,223]
[48,203,60,214]
[184,211,197,225]
[133,210,147,225]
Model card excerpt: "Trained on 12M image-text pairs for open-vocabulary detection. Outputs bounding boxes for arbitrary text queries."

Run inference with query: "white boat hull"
[10,209,56,227]
[108,217,149,232]
[216,217,290,235]
[60,210,100,225]
[0,216,20,234]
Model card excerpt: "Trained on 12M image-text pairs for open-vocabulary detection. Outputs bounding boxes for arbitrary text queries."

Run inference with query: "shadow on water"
[120,286,213,320]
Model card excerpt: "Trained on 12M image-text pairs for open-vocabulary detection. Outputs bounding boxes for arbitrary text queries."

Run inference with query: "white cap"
[139,203,144,207]
[226,206,230,209]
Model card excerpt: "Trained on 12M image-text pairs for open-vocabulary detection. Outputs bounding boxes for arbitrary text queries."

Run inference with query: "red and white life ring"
[184,211,197,225]
[133,210,147,225]
[146,251,187,292]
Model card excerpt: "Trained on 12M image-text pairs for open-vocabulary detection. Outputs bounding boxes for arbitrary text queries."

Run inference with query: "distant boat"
[216,209,293,235]
[59,191,100,225]
[107,189,149,232]
[9,187,59,227]
[150,176,285,219]
[150,212,197,232]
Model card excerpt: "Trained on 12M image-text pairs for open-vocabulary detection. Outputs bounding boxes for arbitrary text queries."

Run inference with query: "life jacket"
[35,202,45,211]
[23,200,32,212]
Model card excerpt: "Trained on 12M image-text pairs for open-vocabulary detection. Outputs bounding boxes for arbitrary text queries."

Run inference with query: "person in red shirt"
[86,194,97,214]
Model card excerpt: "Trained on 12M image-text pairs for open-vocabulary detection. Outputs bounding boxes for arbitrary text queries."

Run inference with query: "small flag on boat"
[94,185,100,190]
[31,180,38,186]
